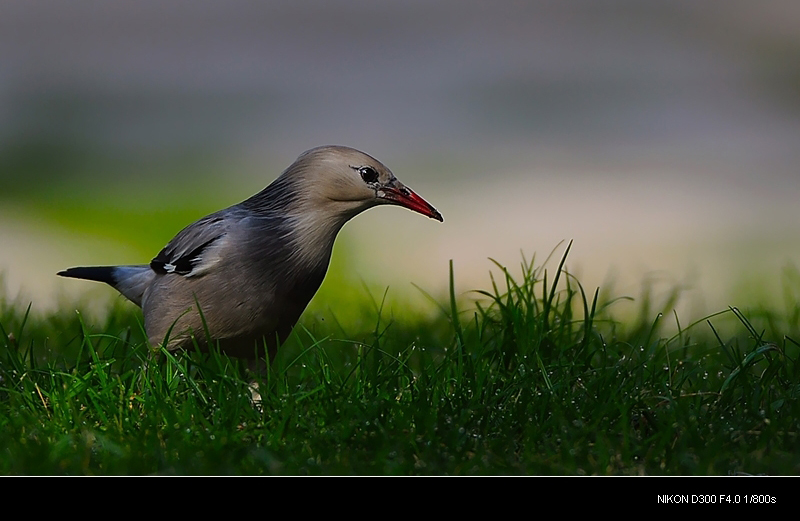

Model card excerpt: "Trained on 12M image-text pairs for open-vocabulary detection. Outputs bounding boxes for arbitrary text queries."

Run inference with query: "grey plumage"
[58,146,443,361]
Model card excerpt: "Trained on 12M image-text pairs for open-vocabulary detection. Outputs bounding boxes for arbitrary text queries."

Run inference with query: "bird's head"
[289,146,443,223]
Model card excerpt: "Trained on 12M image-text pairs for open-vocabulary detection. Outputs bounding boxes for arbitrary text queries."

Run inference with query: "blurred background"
[1,1,799,320]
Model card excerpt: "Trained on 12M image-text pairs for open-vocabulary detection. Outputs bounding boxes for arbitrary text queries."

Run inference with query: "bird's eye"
[359,166,379,184]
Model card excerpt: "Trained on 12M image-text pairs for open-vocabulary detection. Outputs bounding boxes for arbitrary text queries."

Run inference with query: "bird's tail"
[58,265,153,308]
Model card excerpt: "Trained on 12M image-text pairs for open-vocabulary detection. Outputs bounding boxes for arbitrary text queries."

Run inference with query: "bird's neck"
[282,197,355,272]
[240,175,296,214]
[242,173,364,271]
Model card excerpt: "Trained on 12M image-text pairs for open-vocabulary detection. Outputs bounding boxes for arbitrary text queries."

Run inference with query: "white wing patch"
[150,212,233,277]
[181,234,230,278]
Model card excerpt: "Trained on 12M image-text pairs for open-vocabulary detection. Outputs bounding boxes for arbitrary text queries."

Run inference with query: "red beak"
[380,185,444,222]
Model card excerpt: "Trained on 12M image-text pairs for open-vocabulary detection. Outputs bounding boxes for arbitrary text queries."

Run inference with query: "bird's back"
[142,208,331,359]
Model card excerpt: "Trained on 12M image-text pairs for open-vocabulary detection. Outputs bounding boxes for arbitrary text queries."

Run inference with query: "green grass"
[2,244,800,475]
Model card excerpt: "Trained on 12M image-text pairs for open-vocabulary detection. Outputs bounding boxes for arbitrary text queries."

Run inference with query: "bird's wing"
[150,211,234,278]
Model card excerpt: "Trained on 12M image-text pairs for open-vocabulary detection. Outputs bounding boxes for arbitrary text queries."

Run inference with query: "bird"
[58,145,443,362]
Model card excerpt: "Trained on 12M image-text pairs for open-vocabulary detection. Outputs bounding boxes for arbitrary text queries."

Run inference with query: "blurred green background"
[1,1,799,320]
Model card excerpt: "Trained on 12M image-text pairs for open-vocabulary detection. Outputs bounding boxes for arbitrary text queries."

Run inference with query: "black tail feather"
[57,266,117,286]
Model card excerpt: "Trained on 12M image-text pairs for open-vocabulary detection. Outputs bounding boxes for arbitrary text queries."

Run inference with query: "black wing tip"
[149,259,167,274]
